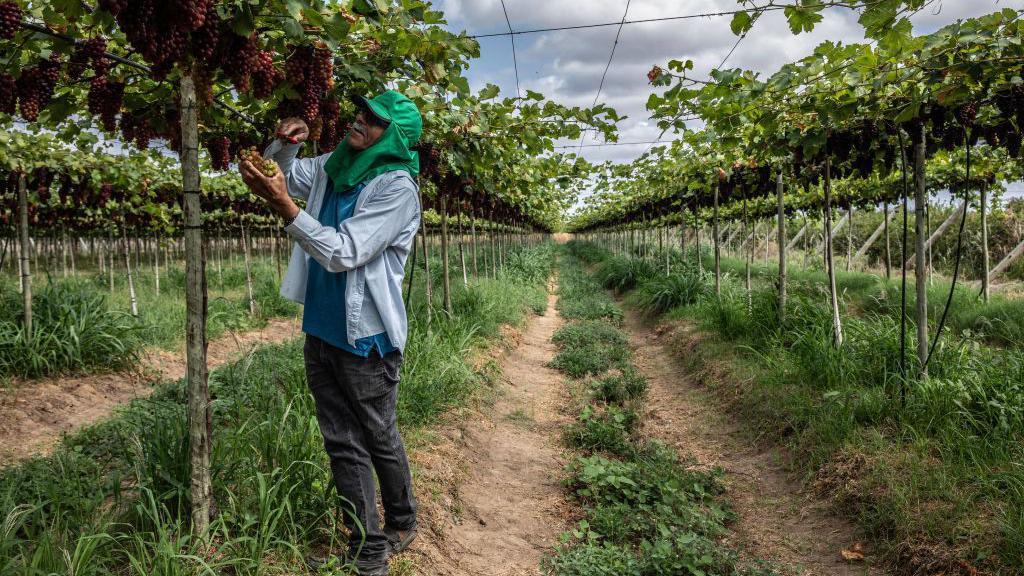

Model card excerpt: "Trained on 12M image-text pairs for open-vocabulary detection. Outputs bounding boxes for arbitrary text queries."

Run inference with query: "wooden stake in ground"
[17,173,31,338]
[743,186,752,313]
[713,179,721,296]
[470,206,479,278]
[180,71,212,535]
[884,202,892,280]
[913,123,928,377]
[421,214,433,325]
[846,206,854,272]
[242,223,256,316]
[457,206,468,287]
[154,237,161,296]
[980,185,990,301]
[123,225,138,317]
[776,171,786,326]
[440,193,452,314]
[824,141,844,347]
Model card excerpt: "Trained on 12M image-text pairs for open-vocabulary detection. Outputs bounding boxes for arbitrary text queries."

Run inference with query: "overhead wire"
[555,140,674,149]
[638,21,753,156]
[464,2,894,39]
[498,0,522,102]
[576,0,632,156]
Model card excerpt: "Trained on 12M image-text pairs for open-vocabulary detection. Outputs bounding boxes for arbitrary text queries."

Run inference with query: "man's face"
[347,109,387,151]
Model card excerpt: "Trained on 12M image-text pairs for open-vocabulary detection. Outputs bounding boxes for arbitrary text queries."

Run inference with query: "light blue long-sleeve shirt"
[264,140,421,352]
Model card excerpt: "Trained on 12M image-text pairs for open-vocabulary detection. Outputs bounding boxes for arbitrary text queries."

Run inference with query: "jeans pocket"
[381,351,403,385]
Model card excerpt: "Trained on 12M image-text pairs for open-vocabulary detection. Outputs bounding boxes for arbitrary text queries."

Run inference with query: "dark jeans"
[304,335,416,563]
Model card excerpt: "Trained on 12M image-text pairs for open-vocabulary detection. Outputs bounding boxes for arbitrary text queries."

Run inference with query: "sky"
[433,0,1024,202]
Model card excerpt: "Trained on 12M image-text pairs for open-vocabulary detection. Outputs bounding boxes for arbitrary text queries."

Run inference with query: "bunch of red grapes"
[0,1,21,40]
[87,76,125,132]
[285,43,335,125]
[205,136,231,170]
[15,54,61,122]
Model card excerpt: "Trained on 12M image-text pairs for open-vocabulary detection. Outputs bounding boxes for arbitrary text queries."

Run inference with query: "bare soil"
[622,309,884,576]
[0,317,301,466]
[406,292,570,576]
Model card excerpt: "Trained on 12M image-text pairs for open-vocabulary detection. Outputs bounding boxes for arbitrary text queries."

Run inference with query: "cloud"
[436,0,1023,171]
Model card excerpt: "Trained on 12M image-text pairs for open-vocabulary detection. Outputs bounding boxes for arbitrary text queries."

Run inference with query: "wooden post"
[421,217,433,324]
[713,181,721,296]
[123,226,138,317]
[980,186,990,301]
[884,203,892,280]
[824,143,844,347]
[154,236,161,296]
[440,194,452,313]
[695,214,702,275]
[913,123,928,377]
[61,232,68,278]
[180,71,211,535]
[470,208,479,278]
[777,172,786,326]
[457,206,468,287]
[664,225,670,276]
[490,211,497,278]
[17,173,31,337]
[108,235,115,292]
[743,188,752,312]
[846,206,854,272]
[242,223,256,315]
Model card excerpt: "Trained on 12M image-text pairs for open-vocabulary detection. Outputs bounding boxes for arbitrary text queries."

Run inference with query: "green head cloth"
[323,90,423,191]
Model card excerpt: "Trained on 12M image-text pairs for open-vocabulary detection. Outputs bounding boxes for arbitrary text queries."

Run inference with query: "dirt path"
[0,317,301,466]
[622,310,883,576]
[411,291,569,576]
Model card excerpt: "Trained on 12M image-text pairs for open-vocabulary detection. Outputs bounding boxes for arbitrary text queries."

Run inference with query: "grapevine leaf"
[731,11,753,36]
[783,5,824,34]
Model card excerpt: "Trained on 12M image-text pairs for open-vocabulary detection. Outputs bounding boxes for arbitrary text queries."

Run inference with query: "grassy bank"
[0,243,553,576]
[542,250,776,576]
[0,257,298,379]
[569,239,1024,575]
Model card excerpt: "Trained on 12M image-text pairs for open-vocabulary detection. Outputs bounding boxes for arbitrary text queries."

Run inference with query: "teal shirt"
[302,178,396,357]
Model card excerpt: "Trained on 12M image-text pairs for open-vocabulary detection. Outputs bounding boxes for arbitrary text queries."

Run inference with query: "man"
[239,90,422,576]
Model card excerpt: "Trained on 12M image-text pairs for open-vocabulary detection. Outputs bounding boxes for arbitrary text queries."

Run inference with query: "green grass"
[0,256,300,379]
[0,242,555,576]
[568,239,1024,574]
[550,319,630,378]
[0,281,142,379]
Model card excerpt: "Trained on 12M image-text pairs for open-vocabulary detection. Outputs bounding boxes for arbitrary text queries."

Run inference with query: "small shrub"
[0,283,141,378]
[594,257,656,294]
[632,272,707,315]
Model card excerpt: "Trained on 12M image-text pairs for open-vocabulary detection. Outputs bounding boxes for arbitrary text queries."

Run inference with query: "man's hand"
[240,160,301,222]
[275,117,310,145]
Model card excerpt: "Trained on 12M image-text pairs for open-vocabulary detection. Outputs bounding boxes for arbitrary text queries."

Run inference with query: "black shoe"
[384,524,418,554]
[305,553,389,576]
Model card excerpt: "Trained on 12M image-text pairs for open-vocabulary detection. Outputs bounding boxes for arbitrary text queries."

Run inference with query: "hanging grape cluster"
[0,72,14,115]
[119,112,156,150]
[318,99,343,152]
[205,136,231,170]
[15,54,61,122]
[87,76,125,132]
[0,1,21,40]
[283,44,334,124]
